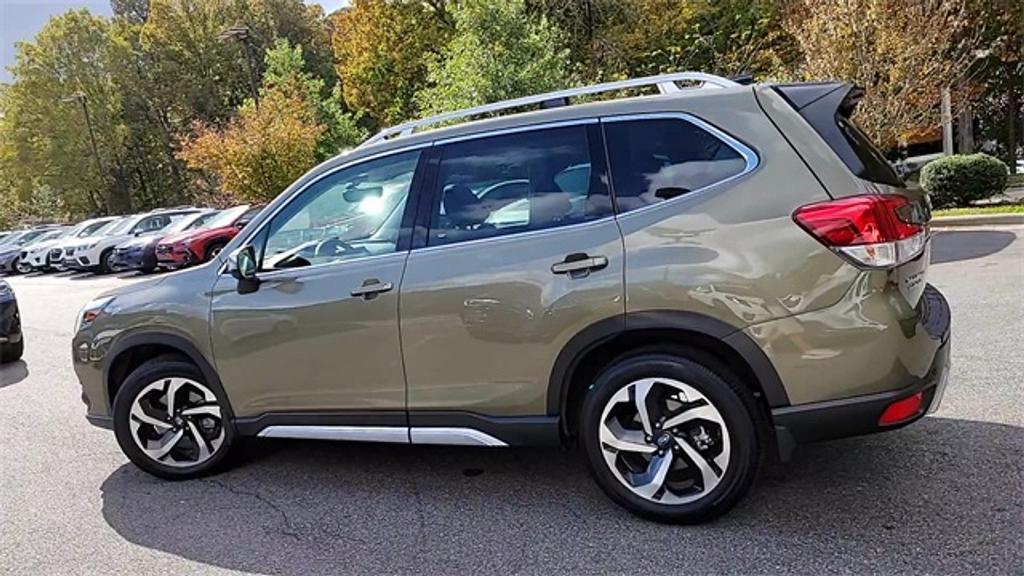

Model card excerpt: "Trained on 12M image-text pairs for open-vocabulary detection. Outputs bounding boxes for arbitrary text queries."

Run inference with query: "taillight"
[792,194,927,268]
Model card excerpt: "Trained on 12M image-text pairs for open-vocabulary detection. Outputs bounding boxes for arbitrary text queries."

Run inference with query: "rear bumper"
[770,284,951,458]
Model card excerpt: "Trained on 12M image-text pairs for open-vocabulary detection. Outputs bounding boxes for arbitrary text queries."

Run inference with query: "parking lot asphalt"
[1,227,1021,576]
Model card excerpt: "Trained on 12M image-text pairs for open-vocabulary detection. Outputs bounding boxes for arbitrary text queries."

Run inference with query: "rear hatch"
[772,82,932,306]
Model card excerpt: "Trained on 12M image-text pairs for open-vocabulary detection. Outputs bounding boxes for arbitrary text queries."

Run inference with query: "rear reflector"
[878,391,924,426]
[793,194,927,268]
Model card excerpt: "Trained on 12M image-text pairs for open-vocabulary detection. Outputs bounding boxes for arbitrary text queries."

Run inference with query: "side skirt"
[236,411,561,448]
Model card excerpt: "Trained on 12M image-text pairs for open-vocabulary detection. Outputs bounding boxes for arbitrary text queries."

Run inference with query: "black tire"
[0,338,24,363]
[112,357,236,480]
[10,257,27,275]
[580,347,764,523]
[97,248,116,274]
[203,241,227,263]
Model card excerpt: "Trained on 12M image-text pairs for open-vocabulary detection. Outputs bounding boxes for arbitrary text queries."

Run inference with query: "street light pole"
[61,92,107,193]
[219,26,260,108]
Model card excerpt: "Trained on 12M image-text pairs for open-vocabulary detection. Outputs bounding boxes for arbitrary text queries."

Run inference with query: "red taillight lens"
[793,195,927,268]
[878,391,924,426]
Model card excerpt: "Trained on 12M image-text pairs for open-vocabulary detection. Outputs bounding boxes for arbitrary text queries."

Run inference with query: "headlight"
[0,282,12,300]
[76,296,115,332]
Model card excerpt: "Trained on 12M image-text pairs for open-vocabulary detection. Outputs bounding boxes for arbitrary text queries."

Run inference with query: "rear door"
[398,122,624,420]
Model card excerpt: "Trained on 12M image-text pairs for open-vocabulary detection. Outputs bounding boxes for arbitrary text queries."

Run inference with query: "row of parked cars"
[0,204,263,276]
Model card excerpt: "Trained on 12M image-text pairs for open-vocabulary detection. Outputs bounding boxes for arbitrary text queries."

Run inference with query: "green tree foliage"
[417,0,570,115]
[331,0,451,127]
[177,39,364,203]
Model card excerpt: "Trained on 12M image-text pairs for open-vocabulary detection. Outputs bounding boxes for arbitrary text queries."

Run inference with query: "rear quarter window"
[603,118,750,214]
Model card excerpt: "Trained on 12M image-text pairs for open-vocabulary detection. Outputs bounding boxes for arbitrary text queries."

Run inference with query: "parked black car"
[0,279,23,363]
[110,209,219,273]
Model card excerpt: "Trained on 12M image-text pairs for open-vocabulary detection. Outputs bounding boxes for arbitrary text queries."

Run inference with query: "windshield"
[166,211,219,234]
[29,230,65,245]
[76,219,115,238]
[105,216,141,236]
[0,231,23,246]
[13,229,50,245]
[204,206,248,229]
[89,218,126,237]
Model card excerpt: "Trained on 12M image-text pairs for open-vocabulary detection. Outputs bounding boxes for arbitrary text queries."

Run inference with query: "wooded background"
[0,0,1020,225]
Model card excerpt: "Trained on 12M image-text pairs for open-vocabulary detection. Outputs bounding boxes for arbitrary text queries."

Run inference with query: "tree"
[968,0,1023,171]
[176,39,366,203]
[416,0,571,115]
[331,0,451,127]
[782,0,982,148]
[1,9,132,216]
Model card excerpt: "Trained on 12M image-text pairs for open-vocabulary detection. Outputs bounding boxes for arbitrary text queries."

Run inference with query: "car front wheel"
[580,349,763,523]
[113,357,236,480]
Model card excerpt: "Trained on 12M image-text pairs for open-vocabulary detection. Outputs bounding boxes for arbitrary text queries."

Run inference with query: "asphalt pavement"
[1,227,1021,575]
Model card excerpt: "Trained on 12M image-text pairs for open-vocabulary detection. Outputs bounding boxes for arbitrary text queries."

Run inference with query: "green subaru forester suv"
[73,73,950,523]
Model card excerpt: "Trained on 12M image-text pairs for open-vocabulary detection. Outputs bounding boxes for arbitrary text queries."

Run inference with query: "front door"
[399,123,625,420]
[210,149,425,419]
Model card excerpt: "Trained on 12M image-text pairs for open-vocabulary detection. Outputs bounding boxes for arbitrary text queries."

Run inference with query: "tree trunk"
[1008,76,1019,174]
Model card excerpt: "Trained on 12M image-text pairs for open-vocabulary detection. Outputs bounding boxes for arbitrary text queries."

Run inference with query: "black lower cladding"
[0,299,22,342]
[771,284,952,456]
[234,411,561,446]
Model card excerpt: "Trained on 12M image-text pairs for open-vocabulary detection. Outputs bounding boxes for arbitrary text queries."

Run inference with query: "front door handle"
[551,253,608,277]
[351,279,393,299]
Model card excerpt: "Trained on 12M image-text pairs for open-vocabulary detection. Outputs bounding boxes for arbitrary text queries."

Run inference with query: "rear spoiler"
[772,82,903,187]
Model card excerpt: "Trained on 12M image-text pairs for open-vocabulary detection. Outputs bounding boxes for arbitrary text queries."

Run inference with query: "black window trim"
[599,112,761,220]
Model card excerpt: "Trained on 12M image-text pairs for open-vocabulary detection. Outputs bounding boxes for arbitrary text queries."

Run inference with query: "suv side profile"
[72,73,950,523]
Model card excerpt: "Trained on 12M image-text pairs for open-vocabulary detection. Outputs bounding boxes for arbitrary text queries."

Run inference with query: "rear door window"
[603,118,749,213]
[428,125,612,246]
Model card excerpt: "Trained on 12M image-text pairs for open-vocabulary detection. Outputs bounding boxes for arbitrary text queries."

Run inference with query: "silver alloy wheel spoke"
[663,404,724,430]
[186,420,211,462]
[598,376,731,505]
[165,379,182,415]
[674,436,719,489]
[150,429,185,460]
[181,404,221,418]
[632,452,674,500]
[633,380,656,435]
[601,419,656,454]
[131,403,172,430]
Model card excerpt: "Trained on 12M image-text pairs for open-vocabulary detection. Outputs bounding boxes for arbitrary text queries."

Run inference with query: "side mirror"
[228,245,260,294]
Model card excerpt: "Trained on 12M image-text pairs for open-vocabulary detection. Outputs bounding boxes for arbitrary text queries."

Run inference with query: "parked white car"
[23,217,117,272]
[13,228,68,273]
[65,209,200,274]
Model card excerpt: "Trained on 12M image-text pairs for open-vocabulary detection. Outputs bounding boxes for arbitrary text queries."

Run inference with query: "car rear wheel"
[580,349,762,523]
[113,358,236,480]
[0,338,23,363]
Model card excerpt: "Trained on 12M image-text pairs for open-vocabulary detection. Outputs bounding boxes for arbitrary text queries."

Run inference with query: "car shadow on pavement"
[0,360,29,388]
[931,230,1015,264]
[99,416,1022,575]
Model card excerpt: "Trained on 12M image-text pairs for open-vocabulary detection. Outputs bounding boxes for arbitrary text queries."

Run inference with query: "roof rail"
[360,71,740,148]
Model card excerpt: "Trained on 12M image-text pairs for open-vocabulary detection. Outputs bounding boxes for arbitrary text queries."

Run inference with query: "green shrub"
[920,153,1009,208]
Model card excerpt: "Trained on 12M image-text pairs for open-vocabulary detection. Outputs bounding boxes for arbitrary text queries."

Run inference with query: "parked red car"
[155,204,263,269]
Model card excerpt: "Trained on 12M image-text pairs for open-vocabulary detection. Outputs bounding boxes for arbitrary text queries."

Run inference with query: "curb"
[932,213,1024,228]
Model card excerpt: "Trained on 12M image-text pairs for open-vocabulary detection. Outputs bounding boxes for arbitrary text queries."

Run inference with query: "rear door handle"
[351,279,393,299]
[551,254,608,276]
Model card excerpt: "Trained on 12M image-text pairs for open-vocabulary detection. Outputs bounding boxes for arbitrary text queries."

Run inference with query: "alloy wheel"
[128,377,226,468]
[598,377,731,505]
[14,258,31,274]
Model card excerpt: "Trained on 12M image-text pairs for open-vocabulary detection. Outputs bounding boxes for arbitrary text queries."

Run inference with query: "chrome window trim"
[223,142,430,276]
[600,112,761,222]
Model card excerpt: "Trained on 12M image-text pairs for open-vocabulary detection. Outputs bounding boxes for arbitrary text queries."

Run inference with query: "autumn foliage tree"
[782,0,981,147]
[331,0,451,127]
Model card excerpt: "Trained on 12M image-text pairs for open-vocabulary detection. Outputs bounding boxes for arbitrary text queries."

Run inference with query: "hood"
[158,226,227,246]
[97,273,168,300]
[119,234,159,249]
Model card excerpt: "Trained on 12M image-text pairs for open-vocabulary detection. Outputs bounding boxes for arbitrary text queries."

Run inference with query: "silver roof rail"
[360,71,740,148]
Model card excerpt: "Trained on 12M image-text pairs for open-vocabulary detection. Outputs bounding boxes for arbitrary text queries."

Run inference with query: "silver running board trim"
[257,425,410,443]
[409,427,508,447]
[256,425,508,447]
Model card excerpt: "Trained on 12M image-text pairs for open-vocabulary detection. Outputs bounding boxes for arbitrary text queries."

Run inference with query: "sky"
[0,0,349,84]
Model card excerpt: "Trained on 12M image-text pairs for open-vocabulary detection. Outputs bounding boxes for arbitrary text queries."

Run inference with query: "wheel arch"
[548,310,789,439]
[103,332,234,419]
